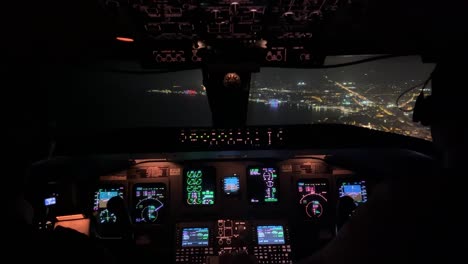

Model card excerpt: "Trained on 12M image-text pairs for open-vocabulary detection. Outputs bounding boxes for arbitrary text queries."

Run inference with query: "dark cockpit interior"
[5,1,468,263]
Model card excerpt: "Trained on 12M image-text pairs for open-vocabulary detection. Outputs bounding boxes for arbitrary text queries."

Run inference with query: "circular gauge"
[305,200,324,218]
[136,198,164,223]
[99,209,117,223]
[299,193,327,220]
[141,205,159,222]
[223,73,241,88]
[187,178,202,185]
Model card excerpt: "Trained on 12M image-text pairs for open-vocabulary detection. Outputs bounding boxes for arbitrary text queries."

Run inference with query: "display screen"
[339,180,368,204]
[133,183,166,224]
[44,197,56,206]
[181,227,210,247]
[297,180,329,219]
[247,167,279,203]
[184,168,216,205]
[93,186,125,224]
[257,225,285,245]
[297,180,328,199]
[223,175,240,196]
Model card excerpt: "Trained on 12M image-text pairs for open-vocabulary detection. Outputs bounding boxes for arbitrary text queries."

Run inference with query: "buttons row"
[256,261,293,264]
[176,248,214,254]
[175,256,207,264]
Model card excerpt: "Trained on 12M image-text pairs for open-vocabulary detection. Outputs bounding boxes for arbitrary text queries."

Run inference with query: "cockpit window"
[49,68,211,131]
[49,56,434,140]
[247,56,435,141]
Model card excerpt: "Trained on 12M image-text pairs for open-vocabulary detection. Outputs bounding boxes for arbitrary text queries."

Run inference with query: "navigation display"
[297,180,329,219]
[133,183,166,224]
[338,180,368,204]
[181,227,210,247]
[93,185,124,224]
[257,226,285,245]
[223,175,240,196]
[184,168,216,205]
[247,167,279,203]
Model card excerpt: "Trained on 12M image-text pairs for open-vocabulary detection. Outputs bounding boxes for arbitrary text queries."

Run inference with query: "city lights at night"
[141,56,434,141]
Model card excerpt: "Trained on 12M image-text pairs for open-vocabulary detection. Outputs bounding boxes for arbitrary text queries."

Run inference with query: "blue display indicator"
[223,175,240,195]
[44,197,56,206]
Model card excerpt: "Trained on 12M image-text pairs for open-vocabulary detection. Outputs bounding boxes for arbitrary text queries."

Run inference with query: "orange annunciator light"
[116,37,135,42]
[56,214,85,221]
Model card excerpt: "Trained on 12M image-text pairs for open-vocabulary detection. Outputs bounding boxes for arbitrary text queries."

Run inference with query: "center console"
[175,220,293,264]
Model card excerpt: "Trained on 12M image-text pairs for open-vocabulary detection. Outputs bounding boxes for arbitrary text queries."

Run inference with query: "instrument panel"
[93,158,371,262]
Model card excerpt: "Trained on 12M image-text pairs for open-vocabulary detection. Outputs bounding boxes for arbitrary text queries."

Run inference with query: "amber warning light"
[116,37,134,42]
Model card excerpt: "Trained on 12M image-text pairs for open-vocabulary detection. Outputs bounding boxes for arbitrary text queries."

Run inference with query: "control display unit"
[256,225,285,245]
[223,175,240,196]
[93,185,125,224]
[338,180,368,205]
[297,180,329,219]
[184,168,216,205]
[247,167,279,203]
[133,183,166,224]
[181,227,210,247]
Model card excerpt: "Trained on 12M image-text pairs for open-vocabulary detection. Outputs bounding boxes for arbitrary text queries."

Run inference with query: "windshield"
[49,56,434,140]
[247,56,435,141]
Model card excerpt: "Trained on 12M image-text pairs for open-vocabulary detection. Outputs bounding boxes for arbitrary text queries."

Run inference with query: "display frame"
[92,183,126,213]
[180,227,211,248]
[256,225,286,245]
[91,182,127,238]
[132,182,168,225]
[222,174,241,197]
[336,178,369,205]
[246,166,280,204]
[296,178,330,220]
[183,167,217,206]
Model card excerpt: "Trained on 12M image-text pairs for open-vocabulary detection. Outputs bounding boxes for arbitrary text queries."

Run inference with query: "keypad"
[253,245,293,264]
[175,247,214,264]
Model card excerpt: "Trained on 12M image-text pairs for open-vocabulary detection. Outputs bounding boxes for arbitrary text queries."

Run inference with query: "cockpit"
[6,1,467,264]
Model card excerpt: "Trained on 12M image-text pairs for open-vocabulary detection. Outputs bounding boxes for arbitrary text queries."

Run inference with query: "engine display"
[338,180,368,205]
[133,183,166,224]
[93,186,125,224]
[297,180,328,219]
[223,175,240,196]
[181,227,210,247]
[257,225,285,245]
[247,167,279,203]
[184,168,216,205]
